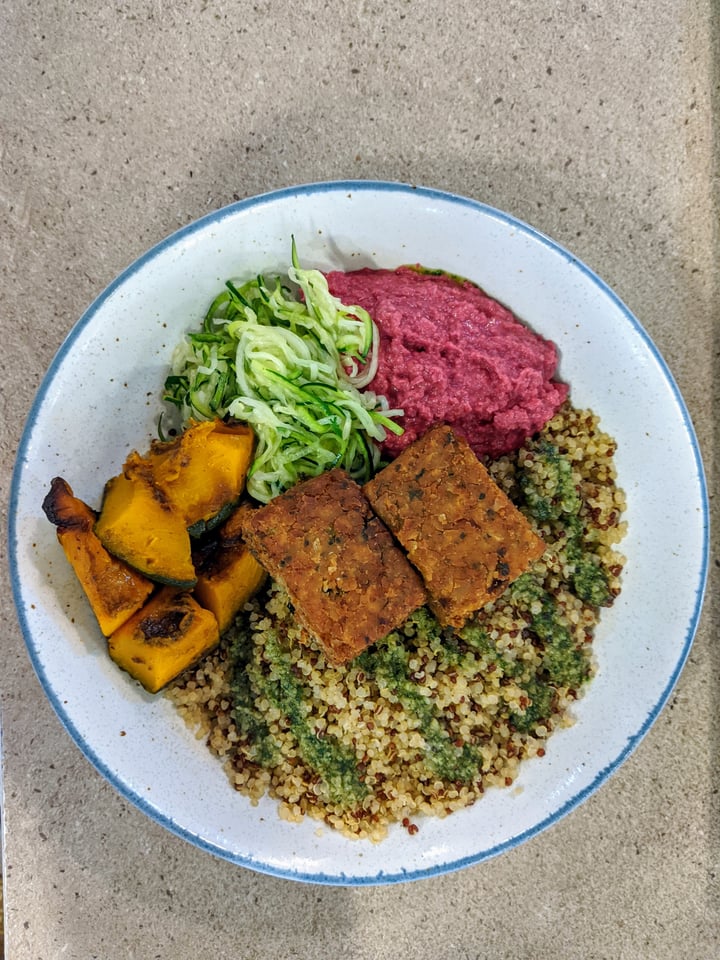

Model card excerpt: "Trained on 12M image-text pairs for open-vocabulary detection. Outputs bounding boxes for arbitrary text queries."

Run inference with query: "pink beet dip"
[325,267,569,460]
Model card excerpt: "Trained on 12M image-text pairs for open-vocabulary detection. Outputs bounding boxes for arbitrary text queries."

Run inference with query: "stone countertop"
[1,2,717,957]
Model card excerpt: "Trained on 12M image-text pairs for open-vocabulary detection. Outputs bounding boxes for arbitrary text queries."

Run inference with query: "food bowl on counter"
[9,181,708,884]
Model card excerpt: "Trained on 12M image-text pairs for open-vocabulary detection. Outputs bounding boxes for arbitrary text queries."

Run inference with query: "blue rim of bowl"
[8,179,710,885]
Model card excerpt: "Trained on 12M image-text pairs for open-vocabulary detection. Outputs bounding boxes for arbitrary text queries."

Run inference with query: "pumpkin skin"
[94,458,197,589]
[145,419,255,536]
[108,587,219,693]
[42,477,154,636]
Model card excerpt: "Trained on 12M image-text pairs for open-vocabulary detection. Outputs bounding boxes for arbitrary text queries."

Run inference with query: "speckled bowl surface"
[9,181,708,884]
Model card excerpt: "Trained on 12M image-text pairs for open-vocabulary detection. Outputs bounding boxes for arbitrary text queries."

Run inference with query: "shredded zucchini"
[163,242,403,502]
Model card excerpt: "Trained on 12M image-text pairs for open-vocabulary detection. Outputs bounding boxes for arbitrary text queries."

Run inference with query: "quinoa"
[167,402,627,841]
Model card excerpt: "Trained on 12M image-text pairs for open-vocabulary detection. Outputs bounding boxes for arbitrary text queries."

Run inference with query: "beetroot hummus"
[326,267,569,459]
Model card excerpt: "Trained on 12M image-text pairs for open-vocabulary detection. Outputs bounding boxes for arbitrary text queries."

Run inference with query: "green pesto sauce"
[564,517,612,606]
[461,613,556,729]
[228,625,280,767]
[403,607,466,669]
[518,439,611,606]
[458,621,533,683]
[509,573,590,690]
[509,678,554,733]
[358,633,482,784]
[245,628,368,806]
[518,438,581,521]
[572,553,612,606]
[402,263,480,290]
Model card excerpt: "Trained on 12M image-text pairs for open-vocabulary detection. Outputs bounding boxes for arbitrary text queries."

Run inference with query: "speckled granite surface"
[1,2,717,957]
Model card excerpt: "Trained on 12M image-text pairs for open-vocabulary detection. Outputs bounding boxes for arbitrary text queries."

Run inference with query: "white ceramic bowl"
[9,181,709,884]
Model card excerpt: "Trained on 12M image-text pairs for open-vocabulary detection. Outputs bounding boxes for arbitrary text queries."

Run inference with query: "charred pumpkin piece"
[192,504,267,633]
[94,457,196,588]
[145,419,255,536]
[108,587,219,693]
[42,477,155,636]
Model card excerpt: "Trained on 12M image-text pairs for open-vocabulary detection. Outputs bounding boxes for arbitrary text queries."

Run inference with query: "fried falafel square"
[242,468,427,664]
[363,425,546,627]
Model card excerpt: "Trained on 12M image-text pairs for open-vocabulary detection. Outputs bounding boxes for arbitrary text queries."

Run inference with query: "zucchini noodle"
[163,242,403,502]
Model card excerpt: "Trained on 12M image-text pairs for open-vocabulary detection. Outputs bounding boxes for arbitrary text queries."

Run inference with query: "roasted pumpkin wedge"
[94,457,196,588]
[192,504,267,633]
[145,419,255,536]
[42,477,155,636]
[108,587,219,693]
